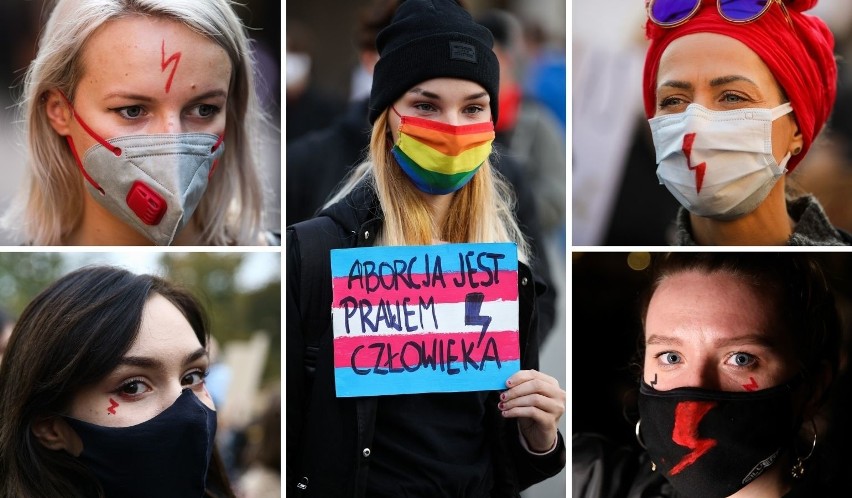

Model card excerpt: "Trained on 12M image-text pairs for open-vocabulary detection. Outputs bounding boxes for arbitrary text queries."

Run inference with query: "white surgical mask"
[649,103,793,220]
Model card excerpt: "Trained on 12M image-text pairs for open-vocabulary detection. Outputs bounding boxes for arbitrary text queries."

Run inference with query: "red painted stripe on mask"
[669,400,718,476]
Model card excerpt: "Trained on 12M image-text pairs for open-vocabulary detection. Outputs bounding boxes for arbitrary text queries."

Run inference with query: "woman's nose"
[152,114,183,134]
[681,359,722,390]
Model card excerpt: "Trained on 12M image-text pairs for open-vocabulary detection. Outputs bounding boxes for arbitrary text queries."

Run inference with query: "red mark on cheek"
[161,40,182,93]
[682,132,706,194]
[107,398,119,415]
[743,377,759,392]
[669,400,718,476]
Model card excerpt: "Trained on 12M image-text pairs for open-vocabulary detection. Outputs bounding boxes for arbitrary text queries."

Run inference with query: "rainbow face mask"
[391,109,495,195]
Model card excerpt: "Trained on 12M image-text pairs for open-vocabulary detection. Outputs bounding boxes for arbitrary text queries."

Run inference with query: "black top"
[367,392,493,497]
[573,433,840,498]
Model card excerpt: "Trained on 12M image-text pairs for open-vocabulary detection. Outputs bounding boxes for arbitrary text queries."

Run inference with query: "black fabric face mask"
[63,389,217,498]
[637,379,799,498]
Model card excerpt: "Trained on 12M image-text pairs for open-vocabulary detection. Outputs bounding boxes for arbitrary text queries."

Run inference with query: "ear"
[31,416,82,456]
[44,89,74,137]
[788,116,804,157]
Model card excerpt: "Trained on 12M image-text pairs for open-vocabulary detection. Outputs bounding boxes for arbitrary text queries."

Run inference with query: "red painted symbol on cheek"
[107,398,119,415]
[743,377,759,392]
[669,400,718,476]
[161,40,182,93]
[682,133,706,194]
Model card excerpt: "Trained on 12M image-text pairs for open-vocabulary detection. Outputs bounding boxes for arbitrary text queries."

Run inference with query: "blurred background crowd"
[0,252,282,498]
[574,2,852,245]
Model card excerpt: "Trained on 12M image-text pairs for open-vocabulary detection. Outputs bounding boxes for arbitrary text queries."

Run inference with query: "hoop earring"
[635,420,646,449]
[791,419,817,479]
[635,419,657,471]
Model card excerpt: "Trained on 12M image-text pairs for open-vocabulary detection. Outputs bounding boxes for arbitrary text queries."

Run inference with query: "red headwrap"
[643,0,836,172]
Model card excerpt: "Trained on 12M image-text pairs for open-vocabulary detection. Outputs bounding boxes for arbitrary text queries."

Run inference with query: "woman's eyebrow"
[102,92,153,102]
[645,334,683,346]
[407,88,488,101]
[708,75,758,87]
[408,87,440,99]
[117,347,208,371]
[184,347,209,366]
[118,355,163,370]
[190,89,228,101]
[712,334,775,349]
[657,80,692,91]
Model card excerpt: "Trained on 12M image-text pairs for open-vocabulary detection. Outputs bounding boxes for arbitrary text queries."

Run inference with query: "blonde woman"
[286,1,565,495]
[7,0,271,246]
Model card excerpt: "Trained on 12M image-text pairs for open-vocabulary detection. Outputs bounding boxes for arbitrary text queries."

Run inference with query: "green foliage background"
[0,252,280,383]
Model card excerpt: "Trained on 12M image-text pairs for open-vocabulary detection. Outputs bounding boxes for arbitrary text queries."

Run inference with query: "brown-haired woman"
[575,253,843,497]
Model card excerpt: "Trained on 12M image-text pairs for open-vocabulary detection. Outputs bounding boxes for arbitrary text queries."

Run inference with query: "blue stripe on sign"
[330,242,518,279]
[334,359,522,397]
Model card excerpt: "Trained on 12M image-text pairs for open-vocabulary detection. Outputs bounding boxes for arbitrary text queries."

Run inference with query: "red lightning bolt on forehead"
[161,40,182,93]
[682,133,706,194]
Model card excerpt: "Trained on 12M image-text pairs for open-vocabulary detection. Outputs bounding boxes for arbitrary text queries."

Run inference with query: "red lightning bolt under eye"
[107,398,119,415]
[682,133,706,194]
[161,40,182,93]
[669,400,718,476]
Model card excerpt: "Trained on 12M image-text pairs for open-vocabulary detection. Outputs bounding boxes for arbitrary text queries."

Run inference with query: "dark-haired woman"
[0,266,233,497]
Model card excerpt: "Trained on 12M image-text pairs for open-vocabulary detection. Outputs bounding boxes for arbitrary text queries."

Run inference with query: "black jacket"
[573,433,839,498]
[286,183,566,497]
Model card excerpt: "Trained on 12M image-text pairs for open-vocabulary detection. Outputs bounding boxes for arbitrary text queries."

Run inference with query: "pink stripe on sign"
[332,272,518,306]
[333,331,520,369]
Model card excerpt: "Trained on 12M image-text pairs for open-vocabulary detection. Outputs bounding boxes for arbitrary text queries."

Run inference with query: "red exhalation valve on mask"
[126,181,167,225]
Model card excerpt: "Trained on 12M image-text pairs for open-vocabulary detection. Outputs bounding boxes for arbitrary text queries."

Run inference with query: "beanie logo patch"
[449,42,477,64]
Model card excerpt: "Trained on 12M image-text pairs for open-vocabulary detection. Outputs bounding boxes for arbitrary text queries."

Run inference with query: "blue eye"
[658,352,681,365]
[727,352,756,367]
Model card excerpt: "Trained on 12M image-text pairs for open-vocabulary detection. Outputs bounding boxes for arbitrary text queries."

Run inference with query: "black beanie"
[368,0,500,124]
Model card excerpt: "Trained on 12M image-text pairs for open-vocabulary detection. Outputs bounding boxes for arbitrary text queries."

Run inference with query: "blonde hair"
[9,0,265,245]
[326,109,531,263]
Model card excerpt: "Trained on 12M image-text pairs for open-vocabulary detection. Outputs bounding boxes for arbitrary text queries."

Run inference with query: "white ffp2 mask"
[649,103,793,220]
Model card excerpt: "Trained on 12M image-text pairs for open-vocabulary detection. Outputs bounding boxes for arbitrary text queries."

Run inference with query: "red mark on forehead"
[107,398,119,415]
[743,377,759,392]
[161,40,182,93]
[669,400,718,476]
[682,133,706,194]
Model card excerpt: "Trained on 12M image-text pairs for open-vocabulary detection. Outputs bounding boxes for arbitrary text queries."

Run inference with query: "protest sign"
[331,242,520,397]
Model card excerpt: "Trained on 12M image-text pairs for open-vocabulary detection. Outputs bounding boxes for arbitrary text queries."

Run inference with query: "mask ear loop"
[207,133,225,180]
[58,91,122,195]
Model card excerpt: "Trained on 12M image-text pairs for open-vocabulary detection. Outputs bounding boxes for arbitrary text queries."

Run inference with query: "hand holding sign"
[500,369,566,453]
